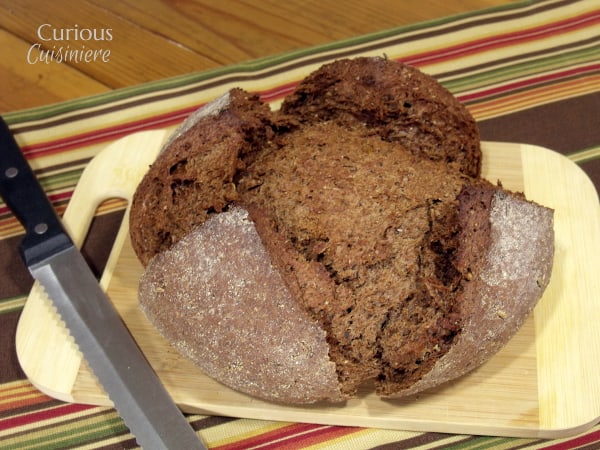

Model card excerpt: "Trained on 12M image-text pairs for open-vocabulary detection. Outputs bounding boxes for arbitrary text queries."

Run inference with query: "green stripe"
[437,436,537,449]
[0,296,26,314]
[39,168,85,192]
[568,144,600,164]
[443,43,600,94]
[2,411,130,449]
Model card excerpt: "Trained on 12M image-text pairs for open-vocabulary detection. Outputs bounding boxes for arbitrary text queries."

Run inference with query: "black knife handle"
[0,117,72,267]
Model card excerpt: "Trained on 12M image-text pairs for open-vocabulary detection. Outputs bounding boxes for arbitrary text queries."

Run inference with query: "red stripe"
[212,423,316,450]
[0,387,55,413]
[0,191,71,216]
[0,394,55,413]
[21,106,200,159]
[538,428,600,449]
[0,403,95,431]
[212,423,337,450]
[457,63,600,103]
[259,81,299,103]
[45,191,72,204]
[252,425,362,450]
[404,10,600,67]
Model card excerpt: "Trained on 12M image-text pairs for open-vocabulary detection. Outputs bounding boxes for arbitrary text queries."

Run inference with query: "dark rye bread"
[130,57,554,403]
[280,57,481,177]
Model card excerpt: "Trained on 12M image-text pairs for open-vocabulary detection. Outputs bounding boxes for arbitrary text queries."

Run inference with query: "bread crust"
[139,206,344,404]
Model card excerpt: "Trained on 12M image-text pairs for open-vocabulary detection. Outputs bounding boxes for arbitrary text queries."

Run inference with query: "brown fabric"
[478,93,600,156]
[0,311,26,383]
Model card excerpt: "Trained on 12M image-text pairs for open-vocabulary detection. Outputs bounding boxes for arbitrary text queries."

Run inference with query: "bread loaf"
[130,57,554,403]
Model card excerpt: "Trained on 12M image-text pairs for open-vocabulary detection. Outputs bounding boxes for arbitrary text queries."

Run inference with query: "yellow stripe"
[307,428,415,449]
[469,74,600,120]
[521,424,600,449]
[304,427,470,449]
[397,8,598,75]
[0,380,41,399]
[63,435,137,450]
[96,198,128,215]
[0,389,42,408]
[203,419,293,447]
[0,296,26,313]
[0,223,25,240]
[0,379,40,395]
[569,145,600,164]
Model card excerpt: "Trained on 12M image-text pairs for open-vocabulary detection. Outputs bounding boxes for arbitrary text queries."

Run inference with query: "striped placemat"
[1,0,599,448]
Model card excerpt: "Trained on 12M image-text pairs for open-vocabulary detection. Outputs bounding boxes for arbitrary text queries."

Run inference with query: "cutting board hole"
[80,199,127,279]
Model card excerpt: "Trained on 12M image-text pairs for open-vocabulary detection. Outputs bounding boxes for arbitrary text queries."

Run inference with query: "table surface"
[0,0,514,112]
[1,1,599,449]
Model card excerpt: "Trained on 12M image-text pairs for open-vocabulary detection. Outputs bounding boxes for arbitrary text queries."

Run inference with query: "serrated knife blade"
[0,117,206,450]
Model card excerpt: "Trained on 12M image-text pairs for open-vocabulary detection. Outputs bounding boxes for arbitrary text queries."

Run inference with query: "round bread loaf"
[130,57,554,403]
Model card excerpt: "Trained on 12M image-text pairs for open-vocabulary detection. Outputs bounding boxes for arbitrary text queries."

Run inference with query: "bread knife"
[0,117,206,450]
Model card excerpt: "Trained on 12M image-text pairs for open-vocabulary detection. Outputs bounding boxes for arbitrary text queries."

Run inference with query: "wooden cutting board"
[15,131,600,439]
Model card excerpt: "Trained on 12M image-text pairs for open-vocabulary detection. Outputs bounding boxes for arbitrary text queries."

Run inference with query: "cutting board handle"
[63,129,168,247]
[15,129,168,401]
